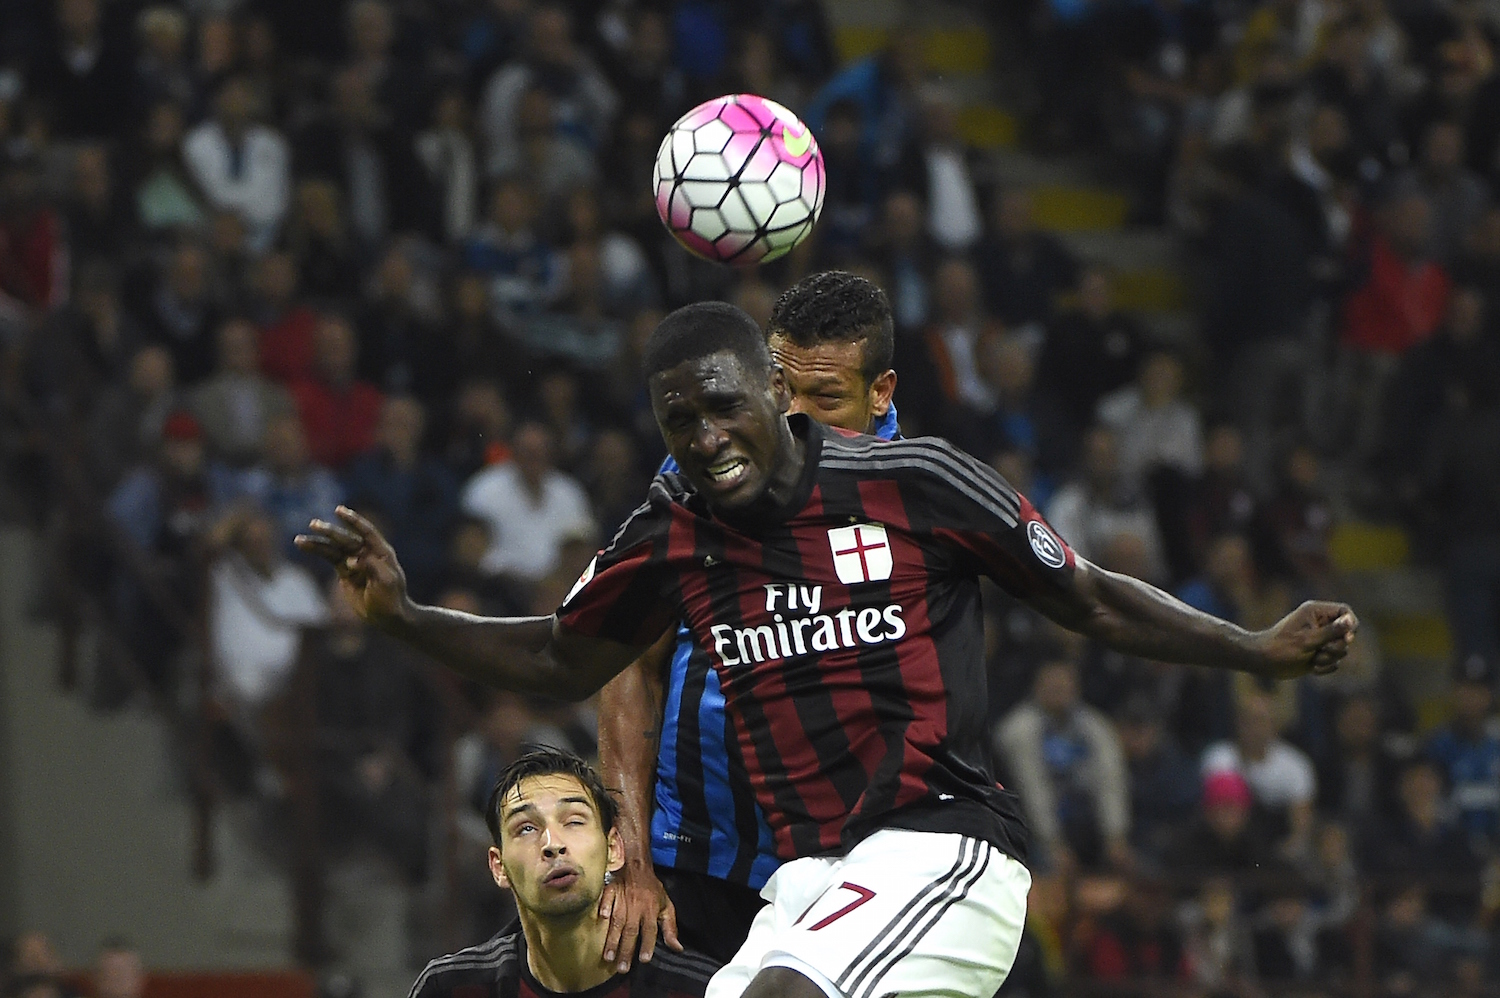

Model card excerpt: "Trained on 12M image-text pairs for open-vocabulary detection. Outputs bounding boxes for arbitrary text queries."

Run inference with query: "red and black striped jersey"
[559,415,1077,863]
[407,925,717,998]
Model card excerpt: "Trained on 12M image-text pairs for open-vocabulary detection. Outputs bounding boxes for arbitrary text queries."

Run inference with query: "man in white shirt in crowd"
[1201,688,1317,859]
[460,422,596,588]
[183,75,290,252]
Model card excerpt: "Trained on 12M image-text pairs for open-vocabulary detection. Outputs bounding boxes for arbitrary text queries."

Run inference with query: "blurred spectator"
[583,428,648,535]
[892,91,982,253]
[132,6,193,118]
[995,658,1131,873]
[135,240,220,384]
[189,318,295,467]
[217,412,343,555]
[816,99,880,263]
[1036,267,1144,431]
[868,189,936,337]
[560,186,655,317]
[343,396,458,602]
[27,260,140,419]
[249,250,319,384]
[1259,443,1333,587]
[289,314,384,470]
[459,421,595,587]
[1362,757,1483,923]
[463,177,563,328]
[342,0,425,133]
[67,144,128,260]
[959,331,1073,501]
[283,180,359,300]
[532,369,593,472]
[316,580,441,882]
[1374,882,1489,998]
[1247,878,1322,985]
[1096,349,1202,488]
[1412,119,1490,266]
[292,66,434,248]
[0,161,66,312]
[1117,695,1199,867]
[604,8,684,124]
[183,76,291,253]
[442,378,514,481]
[925,257,1001,414]
[1172,769,1278,877]
[354,243,439,395]
[87,344,178,490]
[1184,423,1260,568]
[129,100,205,236]
[93,940,144,998]
[207,502,328,711]
[1081,877,1188,984]
[1426,653,1500,851]
[805,28,925,177]
[1337,190,1451,461]
[1046,425,1167,580]
[414,86,479,246]
[975,188,1077,329]
[1202,689,1318,858]
[5,930,80,998]
[1314,691,1404,826]
[1178,877,1256,995]
[25,0,132,140]
[477,4,617,177]
[510,87,598,203]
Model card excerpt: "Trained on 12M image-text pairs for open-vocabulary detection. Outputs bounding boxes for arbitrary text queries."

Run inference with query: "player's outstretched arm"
[597,631,682,972]
[296,506,641,700]
[1029,557,1358,680]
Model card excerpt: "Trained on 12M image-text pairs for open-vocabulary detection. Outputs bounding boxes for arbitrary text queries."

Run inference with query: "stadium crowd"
[0,0,1498,995]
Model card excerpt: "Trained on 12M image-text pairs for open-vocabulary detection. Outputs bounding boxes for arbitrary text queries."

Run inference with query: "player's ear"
[769,363,791,414]
[489,846,510,889]
[868,369,897,417]
[606,826,626,875]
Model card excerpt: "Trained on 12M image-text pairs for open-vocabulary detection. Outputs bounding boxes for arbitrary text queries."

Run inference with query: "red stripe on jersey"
[859,477,945,810]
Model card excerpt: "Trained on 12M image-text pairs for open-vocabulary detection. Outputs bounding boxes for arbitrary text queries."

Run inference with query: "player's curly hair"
[643,301,771,381]
[768,271,895,386]
[485,748,619,848]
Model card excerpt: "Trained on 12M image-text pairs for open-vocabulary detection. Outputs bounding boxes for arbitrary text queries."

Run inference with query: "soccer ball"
[653,94,825,265]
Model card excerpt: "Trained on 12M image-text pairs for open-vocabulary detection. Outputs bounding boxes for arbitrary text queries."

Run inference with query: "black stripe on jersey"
[723,693,765,883]
[709,526,823,858]
[764,507,867,820]
[821,435,1020,524]
[812,470,916,826]
[407,931,519,998]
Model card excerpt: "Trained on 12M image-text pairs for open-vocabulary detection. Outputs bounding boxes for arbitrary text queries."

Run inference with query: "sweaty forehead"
[651,350,761,401]
[770,335,867,385]
[503,774,595,815]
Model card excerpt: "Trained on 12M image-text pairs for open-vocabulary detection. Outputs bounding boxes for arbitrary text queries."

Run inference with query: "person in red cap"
[1171,770,1280,879]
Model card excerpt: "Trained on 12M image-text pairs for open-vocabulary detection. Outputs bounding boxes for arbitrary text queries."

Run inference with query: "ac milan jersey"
[649,404,901,888]
[407,925,717,998]
[560,415,1076,862]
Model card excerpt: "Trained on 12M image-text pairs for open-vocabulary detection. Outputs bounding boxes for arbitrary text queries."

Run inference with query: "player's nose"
[690,418,728,456]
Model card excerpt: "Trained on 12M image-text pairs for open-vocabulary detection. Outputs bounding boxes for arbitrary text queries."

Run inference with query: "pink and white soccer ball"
[653,94,825,265]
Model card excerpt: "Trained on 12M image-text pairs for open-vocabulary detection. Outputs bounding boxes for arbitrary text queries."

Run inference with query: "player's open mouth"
[705,458,748,485]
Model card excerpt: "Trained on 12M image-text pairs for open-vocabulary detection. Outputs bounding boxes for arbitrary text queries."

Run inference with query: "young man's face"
[491,774,623,919]
[769,332,896,435]
[650,350,793,511]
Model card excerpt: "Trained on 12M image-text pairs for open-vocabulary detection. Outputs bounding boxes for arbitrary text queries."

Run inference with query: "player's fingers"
[335,506,386,546]
[615,905,643,974]
[306,519,364,553]
[601,885,624,963]
[638,906,660,963]
[660,899,682,952]
[294,535,351,568]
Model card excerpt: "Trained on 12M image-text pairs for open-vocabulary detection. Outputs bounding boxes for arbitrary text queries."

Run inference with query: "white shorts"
[705,829,1030,998]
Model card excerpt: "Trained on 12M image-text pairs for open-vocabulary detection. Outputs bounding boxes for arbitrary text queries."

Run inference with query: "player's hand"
[1253,601,1359,679]
[599,859,681,973]
[294,506,412,627]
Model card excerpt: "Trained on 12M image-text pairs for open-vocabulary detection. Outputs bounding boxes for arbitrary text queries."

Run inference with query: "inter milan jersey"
[408,925,717,998]
[561,415,1075,862]
[650,405,900,888]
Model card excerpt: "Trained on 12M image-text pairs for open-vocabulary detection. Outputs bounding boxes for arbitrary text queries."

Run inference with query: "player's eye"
[516,822,537,835]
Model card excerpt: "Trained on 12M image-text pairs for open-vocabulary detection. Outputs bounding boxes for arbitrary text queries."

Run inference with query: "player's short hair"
[767,271,895,385]
[485,748,618,848]
[642,301,771,382]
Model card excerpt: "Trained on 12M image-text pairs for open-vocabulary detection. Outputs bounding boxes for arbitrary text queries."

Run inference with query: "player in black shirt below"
[408,748,719,998]
[300,302,1358,998]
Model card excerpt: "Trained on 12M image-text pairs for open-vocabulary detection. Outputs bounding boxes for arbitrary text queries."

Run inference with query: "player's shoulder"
[821,431,1018,497]
[407,928,522,998]
[629,946,721,997]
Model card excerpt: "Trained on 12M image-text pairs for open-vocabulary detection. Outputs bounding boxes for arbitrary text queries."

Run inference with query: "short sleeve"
[554,481,680,647]
[904,438,1076,597]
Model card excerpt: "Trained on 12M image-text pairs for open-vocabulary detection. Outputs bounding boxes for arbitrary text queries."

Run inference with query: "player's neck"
[520,907,617,993]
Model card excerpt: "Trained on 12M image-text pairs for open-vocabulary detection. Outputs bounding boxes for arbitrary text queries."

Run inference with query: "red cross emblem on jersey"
[827,523,893,584]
